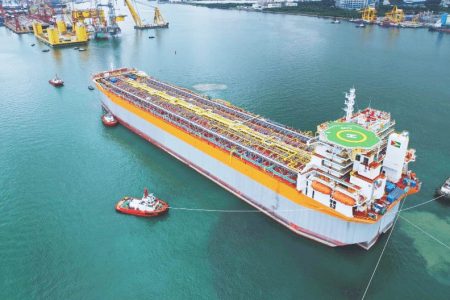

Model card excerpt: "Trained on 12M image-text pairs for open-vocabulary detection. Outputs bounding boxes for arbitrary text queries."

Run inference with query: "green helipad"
[323,122,380,149]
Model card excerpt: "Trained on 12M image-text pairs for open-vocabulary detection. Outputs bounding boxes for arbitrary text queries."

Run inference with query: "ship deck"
[93,68,314,184]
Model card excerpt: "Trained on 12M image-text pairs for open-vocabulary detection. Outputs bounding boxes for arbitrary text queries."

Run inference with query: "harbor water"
[1,4,450,299]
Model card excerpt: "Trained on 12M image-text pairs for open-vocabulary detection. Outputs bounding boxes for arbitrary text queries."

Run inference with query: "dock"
[4,16,34,34]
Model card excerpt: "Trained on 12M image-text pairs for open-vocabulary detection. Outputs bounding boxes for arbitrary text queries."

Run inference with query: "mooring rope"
[168,206,323,213]
[399,215,450,251]
[168,193,448,300]
[361,194,409,300]
[168,194,444,214]
[399,194,445,212]
[361,193,448,300]
[168,207,264,213]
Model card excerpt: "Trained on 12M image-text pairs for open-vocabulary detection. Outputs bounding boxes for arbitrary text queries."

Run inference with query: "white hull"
[101,94,400,249]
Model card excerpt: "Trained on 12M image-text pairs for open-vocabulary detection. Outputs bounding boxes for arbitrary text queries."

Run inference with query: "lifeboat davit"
[102,113,118,127]
[332,191,356,206]
[116,188,169,217]
[311,181,332,195]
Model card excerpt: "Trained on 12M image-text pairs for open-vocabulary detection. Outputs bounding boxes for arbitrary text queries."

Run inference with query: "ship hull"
[99,90,400,249]
[116,198,169,217]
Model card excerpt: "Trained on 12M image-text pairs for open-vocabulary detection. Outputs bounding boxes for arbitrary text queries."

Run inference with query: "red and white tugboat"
[101,113,118,127]
[116,188,169,217]
[49,75,64,87]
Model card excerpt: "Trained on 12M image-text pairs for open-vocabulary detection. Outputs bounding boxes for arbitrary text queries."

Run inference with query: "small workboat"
[49,75,64,87]
[74,47,79,50]
[148,36,155,39]
[356,23,366,28]
[116,188,169,217]
[31,43,35,47]
[436,178,450,199]
[42,49,50,52]
[331,19,341,24]
[88,85,95,91]
[78,48,86,52]
[101,113,118,126]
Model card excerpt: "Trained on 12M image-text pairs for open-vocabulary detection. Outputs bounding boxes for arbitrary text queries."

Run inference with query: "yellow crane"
[71,9,106,25]
[361,7,377,24]
[384,6,405,25]
[124,0,144,28]
[123,0,169,29]
[153,7,168,28]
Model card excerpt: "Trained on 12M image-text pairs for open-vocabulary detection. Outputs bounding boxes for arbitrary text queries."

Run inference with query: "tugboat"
[436,178,450,199]
[101,113,118,127]
[49,75,64,87]
[116,188,169,217]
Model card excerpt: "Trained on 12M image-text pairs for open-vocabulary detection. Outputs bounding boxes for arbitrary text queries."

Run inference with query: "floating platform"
[32,21,88,48]
[4,19,33,34]
[134,22,169,30]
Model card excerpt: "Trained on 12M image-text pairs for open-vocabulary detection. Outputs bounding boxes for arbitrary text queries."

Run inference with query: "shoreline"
[182,2,450,24]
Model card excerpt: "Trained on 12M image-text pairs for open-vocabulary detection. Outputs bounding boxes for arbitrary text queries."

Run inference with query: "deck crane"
[124,0,168,29]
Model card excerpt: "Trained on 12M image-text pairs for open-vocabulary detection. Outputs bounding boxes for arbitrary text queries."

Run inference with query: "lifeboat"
[49,75,64,87]
[332,191,356,206]
[102,113,118,127]
[116,188,169,217]
[311,181,332,195]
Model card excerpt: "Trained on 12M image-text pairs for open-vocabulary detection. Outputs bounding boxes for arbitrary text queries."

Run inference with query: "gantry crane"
[361,6,376,24]
[384,6,405,25]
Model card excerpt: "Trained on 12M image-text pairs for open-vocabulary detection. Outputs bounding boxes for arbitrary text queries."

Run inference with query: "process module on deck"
[93,68,421,249]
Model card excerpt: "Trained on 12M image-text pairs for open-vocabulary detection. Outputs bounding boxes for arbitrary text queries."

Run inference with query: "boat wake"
[193,83,227,92]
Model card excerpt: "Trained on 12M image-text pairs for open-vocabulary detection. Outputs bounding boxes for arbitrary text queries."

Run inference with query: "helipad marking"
[336,129,368,143]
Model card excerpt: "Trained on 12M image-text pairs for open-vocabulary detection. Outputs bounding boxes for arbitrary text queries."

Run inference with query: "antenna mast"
[344,88,356,122]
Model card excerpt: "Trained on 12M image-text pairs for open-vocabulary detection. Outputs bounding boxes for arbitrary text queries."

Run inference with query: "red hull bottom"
[49,81,64,87]
[115,198,169,217]
[102,116,118,127]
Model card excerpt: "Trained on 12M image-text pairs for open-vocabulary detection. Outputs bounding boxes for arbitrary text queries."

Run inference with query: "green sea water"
[1,4,450,299]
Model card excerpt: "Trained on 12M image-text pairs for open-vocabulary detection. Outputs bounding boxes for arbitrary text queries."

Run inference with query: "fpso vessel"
[93,68,420,249]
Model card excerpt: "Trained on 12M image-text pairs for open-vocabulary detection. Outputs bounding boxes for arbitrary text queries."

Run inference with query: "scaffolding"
[94,69,314,184]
